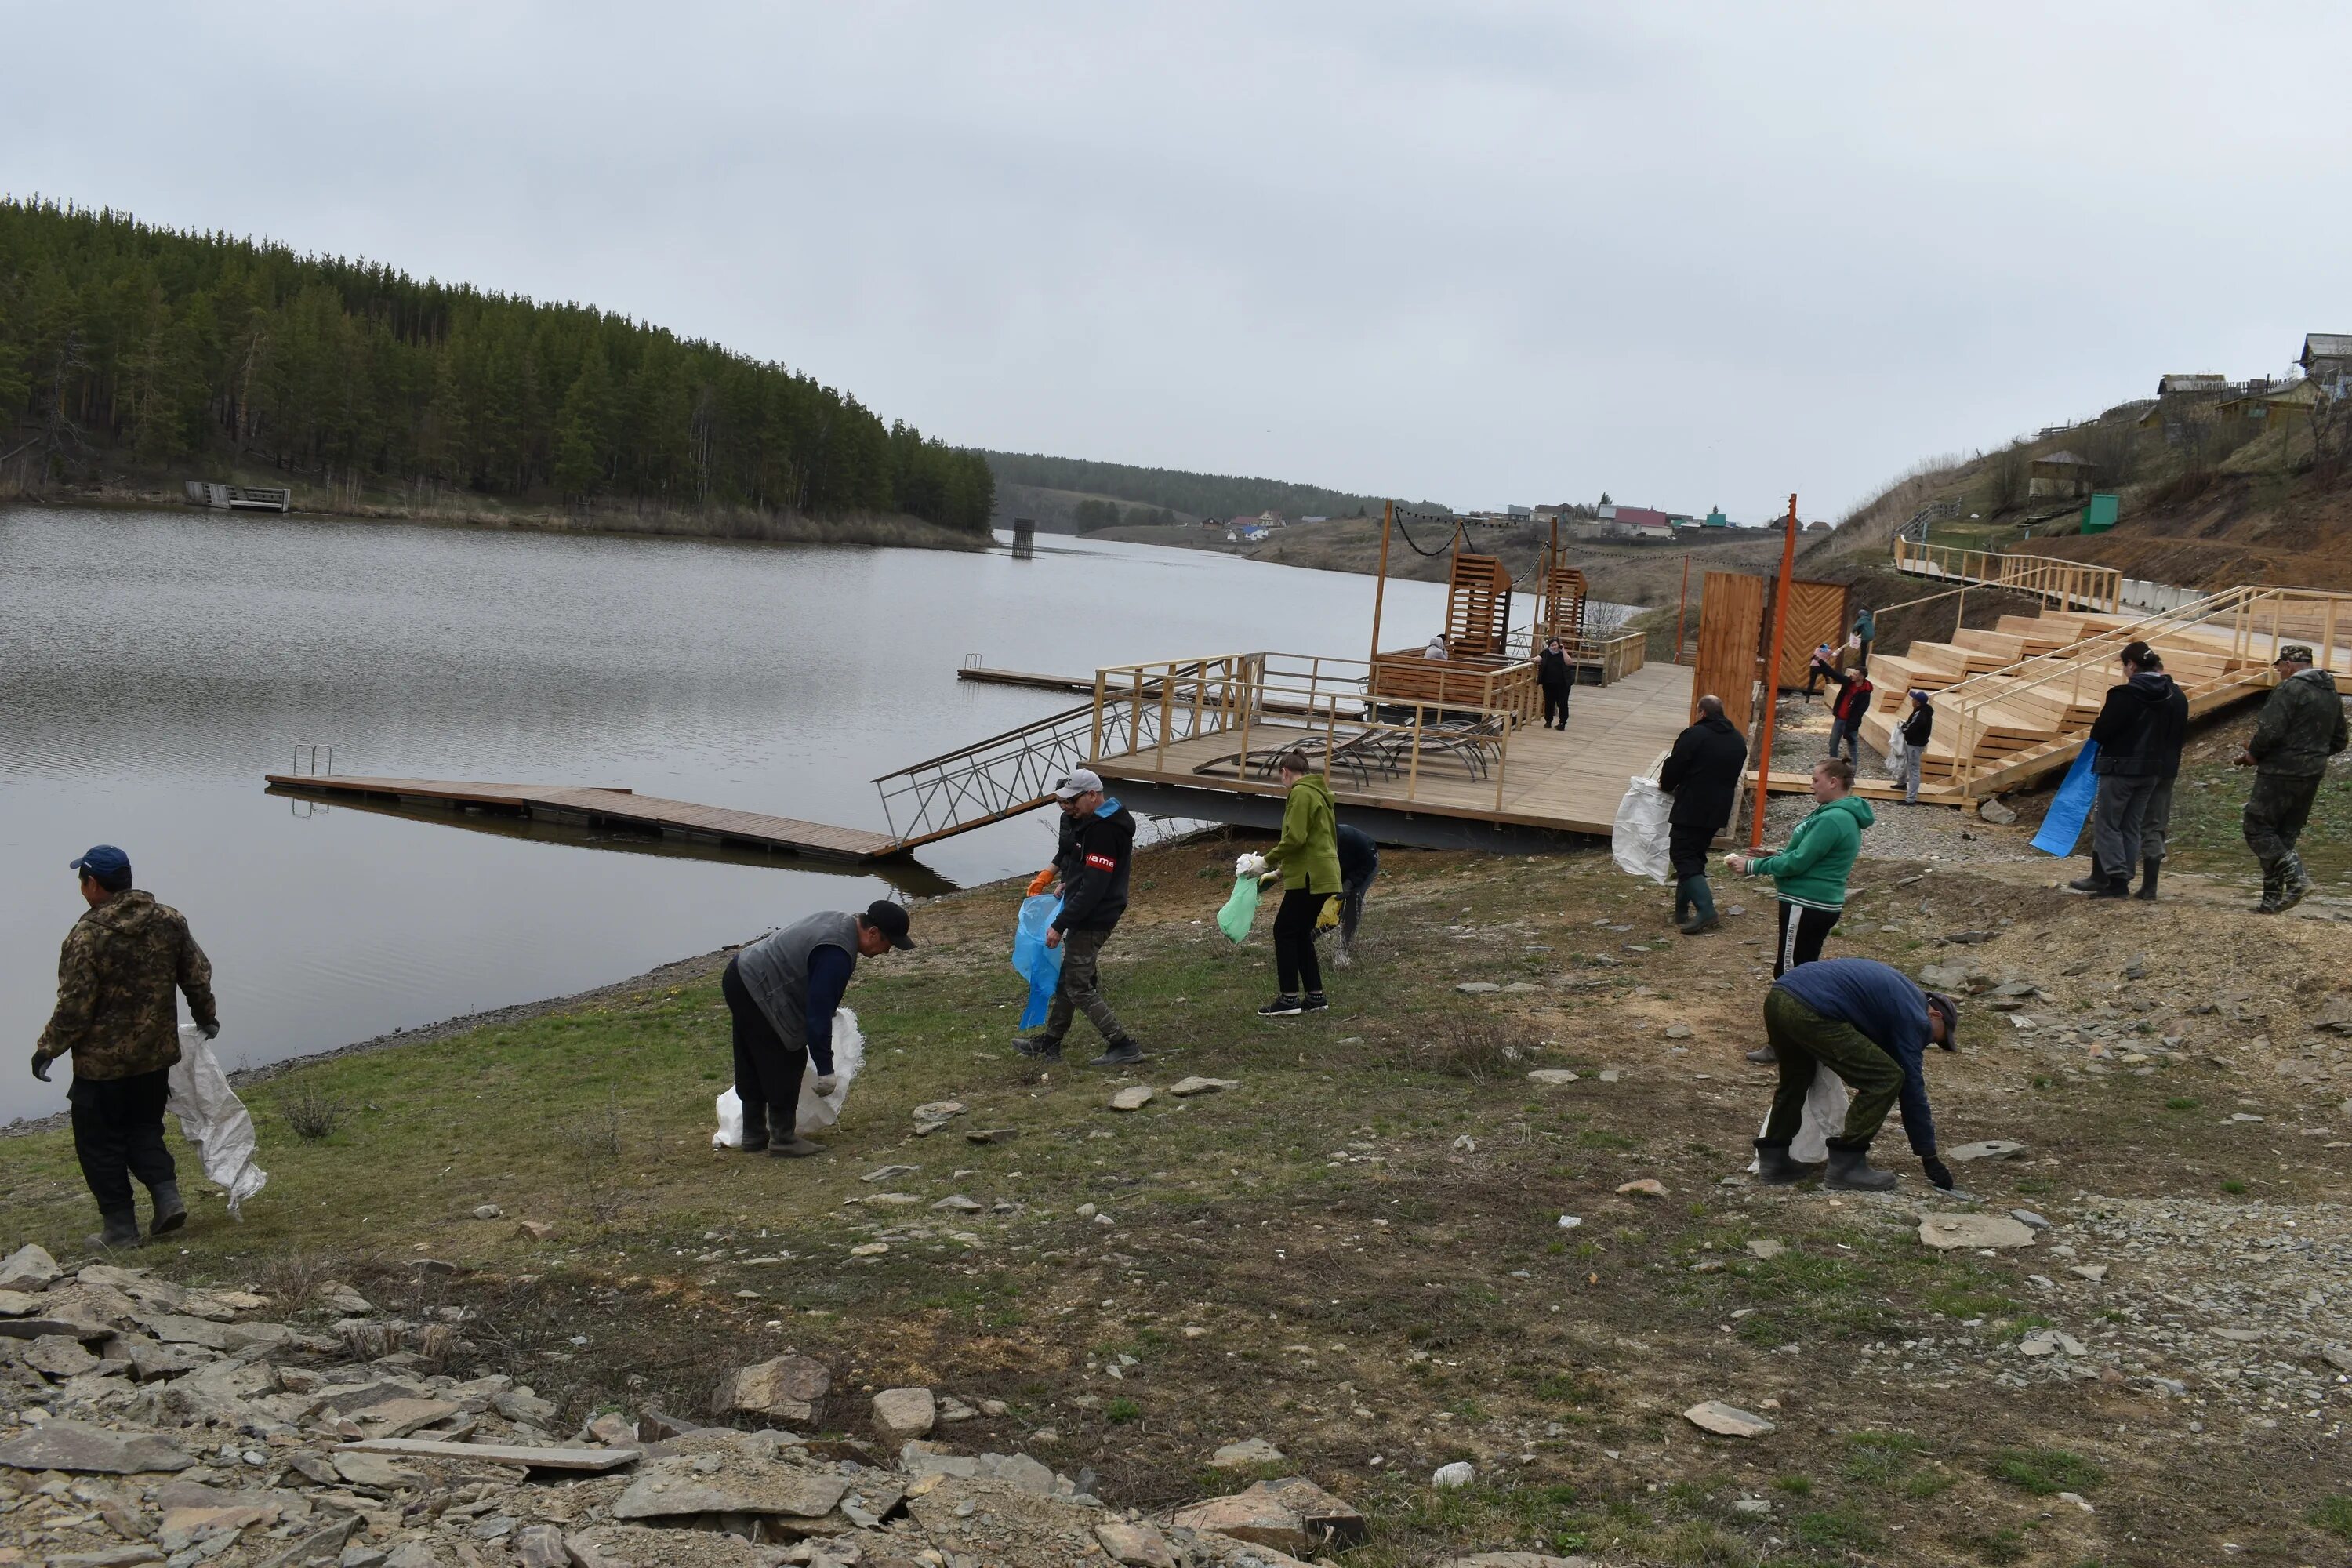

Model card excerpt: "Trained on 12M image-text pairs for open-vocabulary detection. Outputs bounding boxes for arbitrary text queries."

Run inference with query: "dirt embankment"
[2026,467,2352,592]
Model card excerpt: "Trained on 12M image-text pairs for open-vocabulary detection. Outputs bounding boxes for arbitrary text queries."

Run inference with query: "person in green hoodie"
[1725,757,1875,1064]
[1259,750,1343,1017]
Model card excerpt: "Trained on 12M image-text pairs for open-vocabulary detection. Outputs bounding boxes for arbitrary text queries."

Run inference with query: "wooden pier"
[262,776,902,862]
[956,665,1098,694]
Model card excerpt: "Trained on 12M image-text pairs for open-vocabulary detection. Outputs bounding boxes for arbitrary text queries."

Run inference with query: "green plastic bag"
[1216,872,1261,942]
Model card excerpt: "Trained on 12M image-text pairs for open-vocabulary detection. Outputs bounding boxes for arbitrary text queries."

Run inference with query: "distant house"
[1630,521,1675,542]
[2217,378,2322,431]
[1612,506,1671,531]
[1299,514,1328,524]
[1805,519,1834,534]
[2156,372,2229,397]
[2303,334,2352,397]
[2027,451,2096,501]
[1506,504,1533,520]
[1226,524,1271,544]
[1703,507,1732,528]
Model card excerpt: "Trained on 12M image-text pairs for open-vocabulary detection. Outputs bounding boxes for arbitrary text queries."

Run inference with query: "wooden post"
[1675,554,1692,664]
[1406,703,1425,800]
[1156,661,1174,770]
[1369,500,1395,666]
[1090,672,1107,762]
[1746,495,1801,850]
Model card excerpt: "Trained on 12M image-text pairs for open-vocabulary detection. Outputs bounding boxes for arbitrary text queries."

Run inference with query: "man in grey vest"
[722,899,913,1157]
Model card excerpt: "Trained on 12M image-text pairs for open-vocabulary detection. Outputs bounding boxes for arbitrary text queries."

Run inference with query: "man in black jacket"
[1017,768,1143,1066]
[1659,695,1749,934]
[1537,638,1573,730]
[2073,642,2190,901]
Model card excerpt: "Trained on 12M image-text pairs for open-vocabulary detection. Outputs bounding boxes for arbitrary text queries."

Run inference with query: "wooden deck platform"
[956,666,1098,693]
[263,775,902,862]
[1091,661,1694,837]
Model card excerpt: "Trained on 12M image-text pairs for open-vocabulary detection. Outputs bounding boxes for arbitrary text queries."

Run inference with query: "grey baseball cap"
[1054,768,1105,800]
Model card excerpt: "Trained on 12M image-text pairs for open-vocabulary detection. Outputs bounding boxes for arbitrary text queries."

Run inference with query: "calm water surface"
[0,507,1454,1123]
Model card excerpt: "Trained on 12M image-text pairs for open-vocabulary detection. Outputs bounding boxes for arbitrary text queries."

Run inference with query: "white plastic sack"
[1747,1062,1850,1170]
[1234,851,1269,878]
[1611,776,1673,885]
[1883,735,1910,781]
[712,1007,866,1147]
[169,1026,267,1218]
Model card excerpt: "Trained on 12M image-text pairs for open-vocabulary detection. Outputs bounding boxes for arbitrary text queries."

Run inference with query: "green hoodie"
[1269,772,1343,893]
[1748,793,1875,910]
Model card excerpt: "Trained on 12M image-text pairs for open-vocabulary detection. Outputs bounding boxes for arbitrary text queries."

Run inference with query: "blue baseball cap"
[69,845,131,880]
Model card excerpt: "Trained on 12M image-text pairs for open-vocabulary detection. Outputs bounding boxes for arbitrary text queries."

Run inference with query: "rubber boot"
[2278,854,2314,913]
[93,1211,143,1250]
[2133,858,2161,902]
[148,1181,187,1237]
[1744,1044,1778,1065]
[739,1101,769,1154]
[2088,871,2132,900]
[2256,862,2286,914]
[1823,1138,1898,1193]
[1089,1039,1145,1068]
[768,1137,826,1159]
[1752,1138,1820,1186]
[1014,1033,1064,1062]
[2066,854,2107,894]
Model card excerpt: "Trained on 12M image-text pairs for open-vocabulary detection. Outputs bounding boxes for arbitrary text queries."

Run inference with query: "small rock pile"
[2,1245,1578,1568]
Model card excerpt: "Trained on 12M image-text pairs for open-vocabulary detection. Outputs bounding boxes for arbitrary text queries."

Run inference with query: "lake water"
[0,506,1461,1123]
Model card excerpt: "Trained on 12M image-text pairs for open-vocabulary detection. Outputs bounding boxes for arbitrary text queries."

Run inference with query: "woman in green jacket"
[1260,750,1343,1016]
[1726,756,1875,1062]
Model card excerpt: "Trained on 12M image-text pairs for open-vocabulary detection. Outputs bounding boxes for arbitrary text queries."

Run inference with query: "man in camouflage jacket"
[2237,645,2350,913]
[33,845,219,1247]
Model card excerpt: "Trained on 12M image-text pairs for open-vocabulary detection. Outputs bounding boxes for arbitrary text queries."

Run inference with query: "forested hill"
[982,449,1441,522]
[0,199,993,532]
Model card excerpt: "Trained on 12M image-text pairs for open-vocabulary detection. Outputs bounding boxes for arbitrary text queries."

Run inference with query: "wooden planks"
[263,775,901,862]
[1690,571,1767,731]
[1443,553,1515,656]
[334,1439,641,1472]
[956,666,1098,692]
[1776,579,1851,689]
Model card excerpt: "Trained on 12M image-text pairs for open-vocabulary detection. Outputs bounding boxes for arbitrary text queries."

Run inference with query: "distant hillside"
[0,198,993,535]
[982,449,1442,527]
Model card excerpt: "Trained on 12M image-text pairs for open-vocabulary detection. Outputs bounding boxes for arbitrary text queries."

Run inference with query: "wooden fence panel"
[1776,579,1851,688]
[1538,566,1588,641]
[1445,554,1515,655]
[1692,571,1768,731]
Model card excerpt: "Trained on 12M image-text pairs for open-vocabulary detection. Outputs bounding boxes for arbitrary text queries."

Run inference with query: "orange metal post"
[1747,495,1802,850]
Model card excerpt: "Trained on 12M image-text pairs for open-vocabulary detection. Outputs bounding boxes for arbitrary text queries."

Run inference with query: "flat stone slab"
[564,1525,768,1568]
[1683,1401,1776,1438]
[1098,1518,1179,1568]
[1170,1077,1239,1097]
[1209,1437,1286,1468]
[332,1449,426,1488]
[1110,1086,1154,1112]
[0,1243,61,1291]
[873,1386,938,1440]
[613,1454,847,1519]
[1745,1240,1786,1261]
[1919,1213,2038,1250]
[1947,1139,2027,1163]
[710,1354,829,1425]
[1527,1069,1579,1085]
[143,1314,231,1350]
[0,1417,194,1472]
[335,1439,641,1472]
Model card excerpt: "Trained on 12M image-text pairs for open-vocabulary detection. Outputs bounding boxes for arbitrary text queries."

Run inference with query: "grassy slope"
[9,822,2351,1565]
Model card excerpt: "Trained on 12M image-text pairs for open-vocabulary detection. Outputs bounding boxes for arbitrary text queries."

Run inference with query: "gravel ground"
[1756,695,2039,869]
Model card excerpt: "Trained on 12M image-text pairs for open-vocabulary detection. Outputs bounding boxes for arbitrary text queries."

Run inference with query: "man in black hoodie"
[1537,638,1573,729]
[1016,768,1143,1066]
[2074,642,2190,900]
[1659,694,1749,934]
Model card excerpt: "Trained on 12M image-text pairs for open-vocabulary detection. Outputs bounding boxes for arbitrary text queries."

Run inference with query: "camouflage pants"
[2243,772,2321,867]
[1044,927,1127,1046]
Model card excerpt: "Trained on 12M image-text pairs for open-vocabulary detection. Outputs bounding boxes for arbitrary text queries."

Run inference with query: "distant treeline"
[0,198,993,531]
[982,449,1441,523]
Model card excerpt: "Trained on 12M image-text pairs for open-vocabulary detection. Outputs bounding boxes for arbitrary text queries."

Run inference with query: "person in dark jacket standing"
[1895,690,1934,805]
[1330,822,1380,966]
[1017,768,1144,1065]
[1753,956,1958,1192]
[1536,638,1573,730]
[2237,644,2350,913]
[726,899,913,1156]
[1849,605,1877,675]
[2072,642,2190,900]
[1824,667,1874,764]
[1658,694,1748,935]
[34,846,220,1248]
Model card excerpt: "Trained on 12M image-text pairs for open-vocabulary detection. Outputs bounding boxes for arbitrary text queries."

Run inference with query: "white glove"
[1236,851,1269,877]
[812,1074,838,1096]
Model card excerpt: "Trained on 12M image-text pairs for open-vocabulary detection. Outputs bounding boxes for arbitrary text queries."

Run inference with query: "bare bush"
[561,1094,629,1224]
[274,1082,350,1141]
[1423,1011,1522,1083]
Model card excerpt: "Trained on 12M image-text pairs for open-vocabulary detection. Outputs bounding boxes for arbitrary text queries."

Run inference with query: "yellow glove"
[1316,895,1341,930]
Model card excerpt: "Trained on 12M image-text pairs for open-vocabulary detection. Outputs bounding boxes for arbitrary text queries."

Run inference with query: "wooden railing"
[1892,538,2122,613]
[1087,651,1537,813]
[1504,625,1647,684]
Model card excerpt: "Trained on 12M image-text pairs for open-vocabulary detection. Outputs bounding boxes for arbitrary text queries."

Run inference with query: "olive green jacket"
[2249,667,2348,779]
[1269,773,1344,893]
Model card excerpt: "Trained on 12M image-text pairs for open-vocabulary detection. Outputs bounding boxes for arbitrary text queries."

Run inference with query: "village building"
[2027,450,2096,501]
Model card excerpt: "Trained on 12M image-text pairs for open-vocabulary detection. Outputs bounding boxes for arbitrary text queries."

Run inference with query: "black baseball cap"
[862,899,915,950]
[1926,992,1959,1051]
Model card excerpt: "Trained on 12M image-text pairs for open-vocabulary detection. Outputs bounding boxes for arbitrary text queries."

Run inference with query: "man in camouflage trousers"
[2237,645,2349,914]
[32,846,220,1248]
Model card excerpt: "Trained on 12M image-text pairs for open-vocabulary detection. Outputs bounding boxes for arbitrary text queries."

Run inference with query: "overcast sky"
[7,3,2347,518]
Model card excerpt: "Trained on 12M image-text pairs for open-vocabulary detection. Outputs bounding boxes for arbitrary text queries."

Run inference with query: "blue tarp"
[1011,894,1064,1028]
[2031,740,2101,857]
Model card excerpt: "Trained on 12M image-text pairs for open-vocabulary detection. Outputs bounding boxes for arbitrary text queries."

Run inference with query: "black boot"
[93,1211,143,1250]
[1744,1044,1778,1065]
[1089,1039,1145,1067]
[2133,858,2161,902]
[2256,862,2286,914]
[2088,873,2132,900]
[739,1101,769,1155]
[1014,1033,1065,1062]
[2066,855,2107,894]
[2278,854,2314,913]
[149,1181,187,1237]
[1752,1138,1820,1185]
[1823,1138,1898,1192]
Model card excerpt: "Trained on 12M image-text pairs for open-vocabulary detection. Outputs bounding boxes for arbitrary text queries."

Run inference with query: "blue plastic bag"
[2031,740,2101,857]
[1012,894,1065,1028]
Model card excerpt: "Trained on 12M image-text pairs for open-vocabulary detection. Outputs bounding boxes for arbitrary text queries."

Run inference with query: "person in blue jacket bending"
[1754,956,1958,1193]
